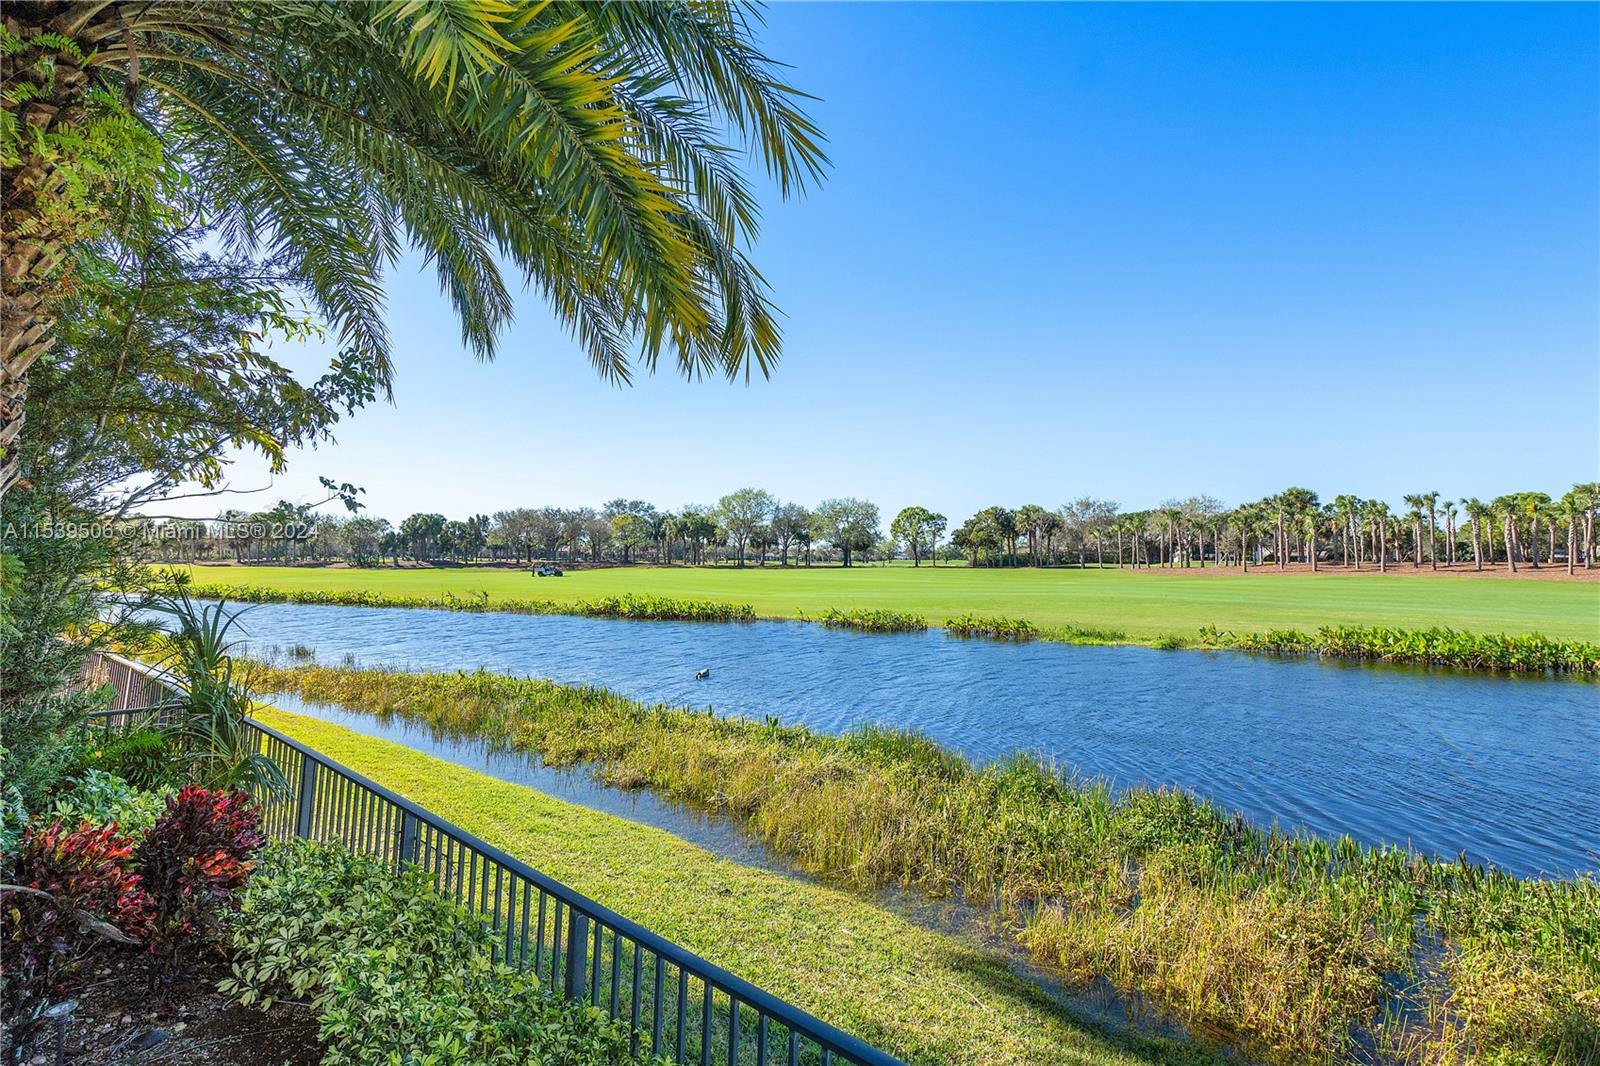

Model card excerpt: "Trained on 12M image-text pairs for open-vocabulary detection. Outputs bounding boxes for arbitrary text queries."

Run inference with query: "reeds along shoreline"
[187,581,1599,676]
[248,661,1600,1066]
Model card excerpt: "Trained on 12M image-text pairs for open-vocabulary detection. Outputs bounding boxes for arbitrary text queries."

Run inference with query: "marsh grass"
[247,661,1599,1065]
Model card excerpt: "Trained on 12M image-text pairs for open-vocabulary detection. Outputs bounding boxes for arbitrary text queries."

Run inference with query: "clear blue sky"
[183,2,1599,525]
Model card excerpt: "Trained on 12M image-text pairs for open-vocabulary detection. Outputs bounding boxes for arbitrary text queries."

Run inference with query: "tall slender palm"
[1578,482,1600,569]
[1461,498,1490,571]
[1401,494,1426,567]
[1363,500,1391,572]
[1519,492,1552,568]
[1,1,828,495]
[1492,495,1520,573]
[1420,490,1440,570]
[1440,500,1457,566]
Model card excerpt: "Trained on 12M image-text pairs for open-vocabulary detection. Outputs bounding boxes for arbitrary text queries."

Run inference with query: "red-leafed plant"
[135,786,264,994]
[1,821,152,1022]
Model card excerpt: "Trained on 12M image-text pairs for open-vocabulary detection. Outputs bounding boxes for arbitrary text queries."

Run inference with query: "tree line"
[142,484,1600,574]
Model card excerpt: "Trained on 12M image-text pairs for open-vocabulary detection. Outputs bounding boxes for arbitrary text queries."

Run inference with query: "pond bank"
[250,704,1223,1066]
[247,661,1599,1066]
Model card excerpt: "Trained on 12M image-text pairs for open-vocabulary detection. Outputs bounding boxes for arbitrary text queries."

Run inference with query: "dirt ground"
[16,953,321,1066]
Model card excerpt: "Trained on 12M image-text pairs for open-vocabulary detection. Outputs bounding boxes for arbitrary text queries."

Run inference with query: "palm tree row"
[137,484,1599,574]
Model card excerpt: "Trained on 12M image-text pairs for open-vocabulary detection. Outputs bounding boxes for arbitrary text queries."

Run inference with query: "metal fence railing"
[81,652,899,1066]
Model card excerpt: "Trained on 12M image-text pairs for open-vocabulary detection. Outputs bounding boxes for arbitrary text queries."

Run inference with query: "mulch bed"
[15,952,322,1066]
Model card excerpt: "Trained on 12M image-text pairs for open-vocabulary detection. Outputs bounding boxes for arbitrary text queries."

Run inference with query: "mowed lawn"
[182,563,1599,641]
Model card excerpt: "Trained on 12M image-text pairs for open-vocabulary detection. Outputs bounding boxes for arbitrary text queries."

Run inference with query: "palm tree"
[1557,490,1584,575]
[1440,500,1458,566]
[1420,491,1440,570]
[1519,492,1552,568]
[1363,500,1391,573]
[1,1,827,496]
[1401,494,1427,567]
[1492,495,1520,573]
[1461,498,1490,572]
[1578,482,1600,569]
[1332,495,1361,569]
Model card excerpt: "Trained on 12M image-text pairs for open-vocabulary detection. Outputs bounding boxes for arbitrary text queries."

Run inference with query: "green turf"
[253,704,1225,1066]
[182,563,1599,642]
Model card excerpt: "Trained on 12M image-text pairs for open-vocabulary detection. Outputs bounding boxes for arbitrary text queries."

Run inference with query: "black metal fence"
[82,653,899,1066]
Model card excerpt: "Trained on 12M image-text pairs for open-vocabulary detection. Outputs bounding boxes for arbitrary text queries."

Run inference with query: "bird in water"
[694,668,710,681]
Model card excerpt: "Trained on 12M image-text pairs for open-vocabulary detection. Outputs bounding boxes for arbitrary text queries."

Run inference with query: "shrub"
[135,786,264,990]
[223,841,632,1065]
[82,729,180,791]
[1,821,151,1019]
[50,769,172,839]
[818,607,926,632]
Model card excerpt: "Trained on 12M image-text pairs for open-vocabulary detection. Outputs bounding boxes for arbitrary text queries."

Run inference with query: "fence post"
[397,811,419,870]
[564,908,589,1000]
[294,752,318,839]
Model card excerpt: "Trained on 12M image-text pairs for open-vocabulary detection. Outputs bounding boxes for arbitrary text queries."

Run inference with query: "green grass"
[249,703,1226,1066]
[176,563,1599,643]
[250,665,1600,1065]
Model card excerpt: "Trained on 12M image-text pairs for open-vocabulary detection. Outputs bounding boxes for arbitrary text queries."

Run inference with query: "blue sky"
[185,2,1598,524]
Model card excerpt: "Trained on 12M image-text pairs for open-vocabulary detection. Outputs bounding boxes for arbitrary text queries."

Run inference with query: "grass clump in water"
[574,593,754,623]
[817,607,927,632]
[249,661,1600,1066]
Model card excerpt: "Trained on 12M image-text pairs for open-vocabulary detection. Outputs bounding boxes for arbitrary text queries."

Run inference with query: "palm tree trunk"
[0,8,103,498]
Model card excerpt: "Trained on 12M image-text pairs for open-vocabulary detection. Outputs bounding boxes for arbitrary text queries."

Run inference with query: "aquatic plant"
[574,593,754,623]
[943,614,1038,641]
[1218,625,1599,676]
[817,607,927,632]
[250,661,1600,1065]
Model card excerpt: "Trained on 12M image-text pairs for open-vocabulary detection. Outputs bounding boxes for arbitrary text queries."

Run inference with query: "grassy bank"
[250,664,1600,1065]
[174,563,1600,643]
[247,704,1222,1066]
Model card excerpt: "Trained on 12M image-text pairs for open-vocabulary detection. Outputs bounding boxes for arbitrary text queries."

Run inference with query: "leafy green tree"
[770,503,811,567]
[812,498,880,568]
[2,0,828,495]
[889,506,943,566]
[716,488,775,567]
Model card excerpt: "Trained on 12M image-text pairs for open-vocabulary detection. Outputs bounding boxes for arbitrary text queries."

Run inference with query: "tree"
[770,503,811,567]
[1,1,830,497]
[812,498,880,568]
[716,488,775,567]
[1461,499,1490,572]
[925,511,949,567]
[398,513,447,561]
[890,506,943,566]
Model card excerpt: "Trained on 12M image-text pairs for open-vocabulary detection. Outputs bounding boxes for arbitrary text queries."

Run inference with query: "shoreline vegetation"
[245,663,1600,1066]
[184,581,1598,676]
[246,706,1226,1066]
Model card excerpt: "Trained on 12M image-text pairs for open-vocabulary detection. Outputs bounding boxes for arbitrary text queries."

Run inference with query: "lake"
[219,601,1599,878]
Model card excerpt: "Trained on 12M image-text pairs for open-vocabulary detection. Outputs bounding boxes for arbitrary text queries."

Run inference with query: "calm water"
[223,601,1599,878]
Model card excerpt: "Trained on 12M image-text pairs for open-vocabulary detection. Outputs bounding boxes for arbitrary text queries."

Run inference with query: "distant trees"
[153,481,1598,573]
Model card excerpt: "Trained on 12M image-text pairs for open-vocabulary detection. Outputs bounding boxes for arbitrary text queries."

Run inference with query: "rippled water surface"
[224,601,1599,877]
